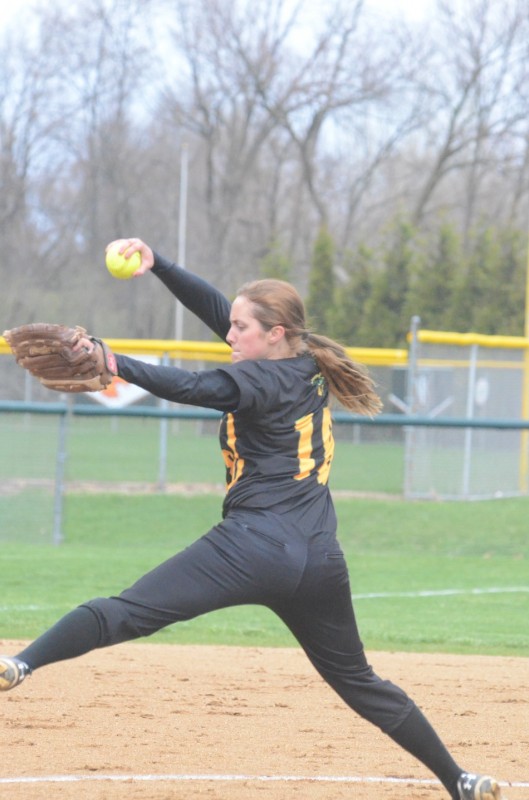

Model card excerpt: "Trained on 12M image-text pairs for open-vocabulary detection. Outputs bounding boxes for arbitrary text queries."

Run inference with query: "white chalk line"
[351,586,529,600]
[0,773,527,788]
[1,594,526,791]
[2,586,528,612]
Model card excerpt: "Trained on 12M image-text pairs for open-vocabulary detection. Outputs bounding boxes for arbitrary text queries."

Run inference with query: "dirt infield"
[1,641,527,800]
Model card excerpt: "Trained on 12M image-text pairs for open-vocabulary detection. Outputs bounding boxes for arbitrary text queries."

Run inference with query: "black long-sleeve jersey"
[116,254,336,527]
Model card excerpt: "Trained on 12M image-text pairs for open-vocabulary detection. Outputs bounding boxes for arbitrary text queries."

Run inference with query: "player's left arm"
[116,353,240,411]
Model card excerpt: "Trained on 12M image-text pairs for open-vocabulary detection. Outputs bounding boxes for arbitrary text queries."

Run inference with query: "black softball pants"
[87,509,415,733]
[18,508,463,795]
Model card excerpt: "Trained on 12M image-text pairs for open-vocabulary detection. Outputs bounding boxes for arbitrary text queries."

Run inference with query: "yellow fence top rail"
[346,347,408,366]
[416,330,529,349]
[4,330,528,361]
[0,336,408,367]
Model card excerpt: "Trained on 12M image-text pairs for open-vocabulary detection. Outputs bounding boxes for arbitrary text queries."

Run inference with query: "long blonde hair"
[236,279,382,416]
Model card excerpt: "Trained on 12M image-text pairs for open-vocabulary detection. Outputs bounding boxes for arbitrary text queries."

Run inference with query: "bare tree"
[0,0,168,334]
[158,0,296,287]
[0,17,69,325]
[157,0,427,289]
[3,0,529,343]
[323,16,434,251]
[407,0,528,232]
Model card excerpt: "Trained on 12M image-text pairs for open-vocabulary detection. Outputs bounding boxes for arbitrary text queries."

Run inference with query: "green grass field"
[1,415,405,492]
[1,492,527,657]
[1,413,528,657]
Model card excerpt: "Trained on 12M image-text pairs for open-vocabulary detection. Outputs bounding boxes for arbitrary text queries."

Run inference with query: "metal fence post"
[403,316,421,498]
[462,343,478,498]
[52,397,70,545]
[157,353,170,491]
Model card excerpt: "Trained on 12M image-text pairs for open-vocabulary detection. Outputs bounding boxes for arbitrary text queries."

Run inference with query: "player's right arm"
[151,253,231,341]
[105,238,232,341]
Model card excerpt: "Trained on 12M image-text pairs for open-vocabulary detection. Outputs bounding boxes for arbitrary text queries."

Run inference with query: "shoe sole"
[0,659,21,691]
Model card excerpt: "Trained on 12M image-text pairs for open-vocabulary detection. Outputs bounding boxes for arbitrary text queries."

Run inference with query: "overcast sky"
[0,0,435,33]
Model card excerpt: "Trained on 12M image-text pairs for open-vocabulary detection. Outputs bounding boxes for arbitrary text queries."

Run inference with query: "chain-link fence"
[403,321,529,500]
[3,331,529,544]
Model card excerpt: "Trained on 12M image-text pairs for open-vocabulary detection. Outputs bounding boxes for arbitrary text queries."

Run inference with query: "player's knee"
[81,597,158,646]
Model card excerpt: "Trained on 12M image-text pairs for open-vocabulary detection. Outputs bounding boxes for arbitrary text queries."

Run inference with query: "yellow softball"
[105,244,141,280]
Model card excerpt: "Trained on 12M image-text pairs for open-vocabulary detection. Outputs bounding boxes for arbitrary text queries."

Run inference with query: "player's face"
[227,296,274,362]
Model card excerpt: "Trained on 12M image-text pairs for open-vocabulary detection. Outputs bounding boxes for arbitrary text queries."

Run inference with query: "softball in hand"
[105,244,141,279]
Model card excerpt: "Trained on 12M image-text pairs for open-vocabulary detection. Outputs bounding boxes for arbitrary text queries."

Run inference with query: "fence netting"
[2,333,529,544]
[1,412,63,543]
[403,337,528,500]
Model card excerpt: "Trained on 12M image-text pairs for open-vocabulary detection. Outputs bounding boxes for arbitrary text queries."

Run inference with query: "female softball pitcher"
[0,238,503,800]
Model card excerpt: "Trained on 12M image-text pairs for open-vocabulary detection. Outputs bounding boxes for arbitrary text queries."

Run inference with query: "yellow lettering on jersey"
[294,413,316,481]
[221,413,245,491]
[317,406,334,485]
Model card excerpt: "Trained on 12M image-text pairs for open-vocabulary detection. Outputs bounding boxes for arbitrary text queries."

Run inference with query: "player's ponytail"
[236,279,382,416]
[305,332,382,416]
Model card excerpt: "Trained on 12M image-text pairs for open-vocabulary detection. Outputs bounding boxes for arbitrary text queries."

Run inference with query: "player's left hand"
[3,323,118,393]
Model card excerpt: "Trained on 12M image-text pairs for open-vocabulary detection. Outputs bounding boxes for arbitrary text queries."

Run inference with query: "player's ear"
[268,325,286,344]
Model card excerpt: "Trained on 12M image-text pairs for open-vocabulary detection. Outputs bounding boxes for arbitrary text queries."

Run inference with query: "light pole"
[520,240,529,492]
[175,142,189,342]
